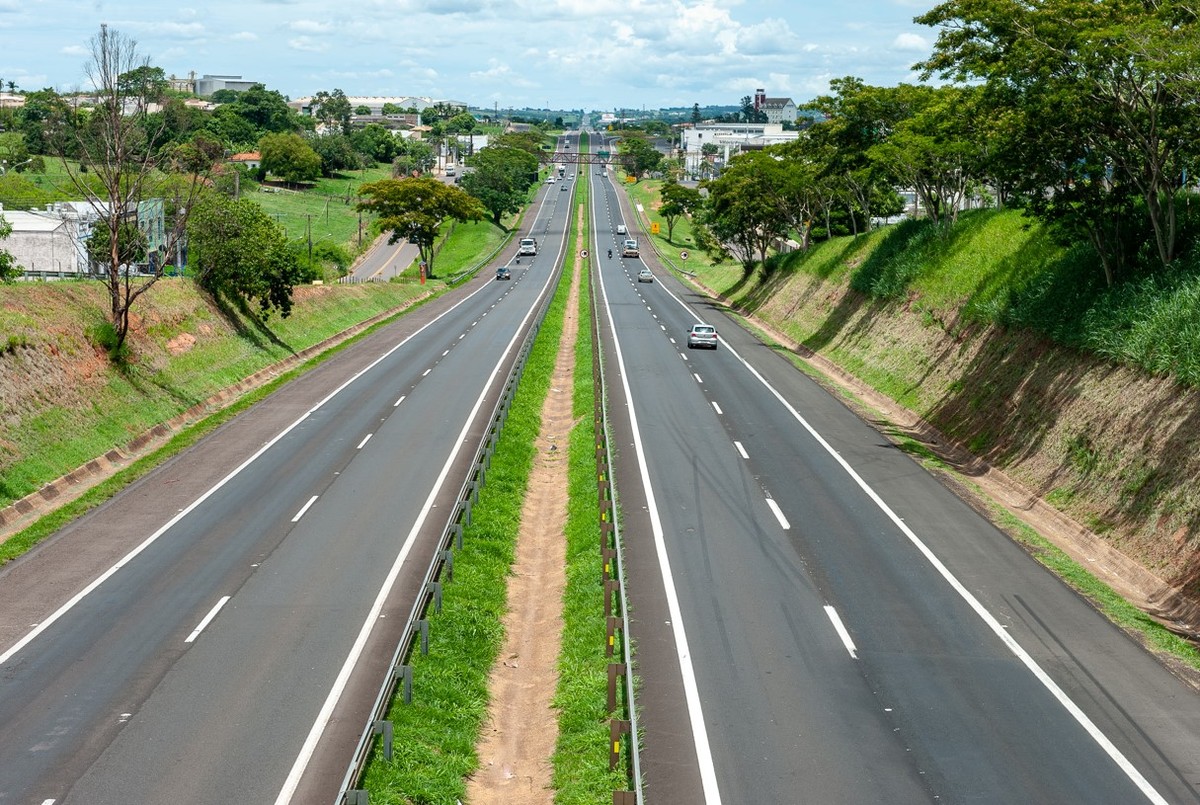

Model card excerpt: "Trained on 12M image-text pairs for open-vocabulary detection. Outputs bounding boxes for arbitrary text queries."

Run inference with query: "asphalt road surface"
[0,178,575,804]
[589,165,1200,804]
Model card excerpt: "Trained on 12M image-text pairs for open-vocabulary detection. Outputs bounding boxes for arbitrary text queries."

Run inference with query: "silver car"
[686,323,718,349]
[637,268,654,283]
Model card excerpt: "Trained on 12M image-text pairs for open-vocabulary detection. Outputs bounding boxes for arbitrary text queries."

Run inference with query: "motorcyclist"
[607,248,612,259]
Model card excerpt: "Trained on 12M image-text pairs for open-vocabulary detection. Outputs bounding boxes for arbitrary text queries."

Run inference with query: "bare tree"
[58,24,218,355]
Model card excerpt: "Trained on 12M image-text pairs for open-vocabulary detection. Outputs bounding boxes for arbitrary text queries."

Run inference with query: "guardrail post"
[609,717,631,771]
[604,578,619,618]
[602,547,615,582]
[428,581,443,613]
[607,663,625,712]
[396,664,412,704]
[442,549,454,582]
[419,619,429,655]
[452,522,463,550]
[343,790,369,805]
[606,616,621,657]
[613,792,636,805]
[372,719,394,760]
[600,521,613,552]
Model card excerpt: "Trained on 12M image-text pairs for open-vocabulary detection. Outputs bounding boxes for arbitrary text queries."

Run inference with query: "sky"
[0,0,940,111]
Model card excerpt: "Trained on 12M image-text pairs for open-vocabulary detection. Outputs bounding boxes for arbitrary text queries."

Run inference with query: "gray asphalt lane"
[599,229,1200,803]
[0,181,574,804]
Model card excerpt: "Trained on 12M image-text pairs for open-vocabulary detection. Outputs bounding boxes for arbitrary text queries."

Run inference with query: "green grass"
[0,281,429,514]
[252,164,394,256]
[362,231,570,804]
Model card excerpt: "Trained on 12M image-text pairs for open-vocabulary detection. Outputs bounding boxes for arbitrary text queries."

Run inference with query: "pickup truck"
[621,239,639,258]
[518,237,538,256]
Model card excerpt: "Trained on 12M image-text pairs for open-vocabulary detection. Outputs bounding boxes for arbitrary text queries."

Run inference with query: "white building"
[753,88,798,125]
[679,122,801,178]
[0,204,89,276]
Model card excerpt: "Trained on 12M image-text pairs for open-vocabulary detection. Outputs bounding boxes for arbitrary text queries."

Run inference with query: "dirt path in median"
[466,248,582,802]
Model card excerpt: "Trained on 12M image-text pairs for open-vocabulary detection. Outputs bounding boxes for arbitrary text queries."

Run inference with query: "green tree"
[0,214,21,282]
[658,181,702,243]
[356,176,485,277]
[309,133,362,176]
[14,88,72,156]
[354,105,371,116]
[118,65,168,108]
[312,89,353,134]
[258,132,322,184]
[460,145,538,226]
[700,150,790,273]
[692,103,702,125]
[617,134,662,180]
[351,124,400,163]
[224,84,307,136]
[917,0,1200,279]
[391,138,436,176]
[210,88,240,104]
[0,131,31,173]
[381,103,403,116]
[188,191,306,319]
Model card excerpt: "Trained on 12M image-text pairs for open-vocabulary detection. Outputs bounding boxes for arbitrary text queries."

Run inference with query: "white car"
[616,224,627,235]
[545,176,556,184]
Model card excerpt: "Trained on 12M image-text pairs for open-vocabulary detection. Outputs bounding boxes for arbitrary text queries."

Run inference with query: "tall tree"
[188,191,306,319]
[658,181,702,243]
[57,25,217,355]
[701,150,790,273]
[258,132,322,184]
[356,176,485,277]
[617,134,662,180]
[460,145,538,226]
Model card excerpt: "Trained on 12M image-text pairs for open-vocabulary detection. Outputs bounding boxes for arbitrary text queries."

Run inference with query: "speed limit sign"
[680,250,689,260]
[581,249,589,258]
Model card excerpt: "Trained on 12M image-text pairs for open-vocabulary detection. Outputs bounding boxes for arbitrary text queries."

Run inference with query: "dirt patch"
[466,252,581,801]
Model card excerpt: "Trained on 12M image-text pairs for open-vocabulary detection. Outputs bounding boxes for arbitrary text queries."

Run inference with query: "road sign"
[650,222,660,235]
[581,249,589,258]
[680,251,689,260]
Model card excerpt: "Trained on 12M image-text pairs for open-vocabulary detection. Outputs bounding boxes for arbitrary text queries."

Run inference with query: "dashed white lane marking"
[356,434,372,449]
[734,441,749,459]
[693,373,703,384]
[824,605,858,659]
[291,495,318,523]
[711,401,723,415]
[422,368,432,377]
[442,349,450,356]
[765,497,790,530]
[394,395,406,407]
[185,596,231,644]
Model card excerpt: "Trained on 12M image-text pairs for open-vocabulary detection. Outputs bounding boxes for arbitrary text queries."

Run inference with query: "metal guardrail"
[590,252,643,804]
[334,267,557,805]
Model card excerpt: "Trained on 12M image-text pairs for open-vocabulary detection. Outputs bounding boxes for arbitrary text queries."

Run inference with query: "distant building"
[227,151,262,171]
[195,75,260,97]
[0,199,166,278]
[679,122,800,178]
[753,88,798,125]
[0,92,25,110]
[288,96,467,121]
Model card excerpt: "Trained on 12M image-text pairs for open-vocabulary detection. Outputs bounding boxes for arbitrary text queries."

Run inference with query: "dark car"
[686,323,718,349]
[495,267,512,280]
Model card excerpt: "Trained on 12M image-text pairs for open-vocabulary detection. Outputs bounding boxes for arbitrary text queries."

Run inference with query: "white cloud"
[290,20,332,34]
[289,36,329,53]
[231,31,259,41]
[893,32,929,51]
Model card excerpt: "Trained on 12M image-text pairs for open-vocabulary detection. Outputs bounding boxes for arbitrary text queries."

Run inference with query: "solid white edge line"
[356,434,373,450]
[0,269,501,671]
[274,230,563,805]
[733,441,749,459]
[711,401,723,416]
[765,497,790,530]
[185,596,231,643]
[823,605,858,659]
[594,224,723,804]
[708,329,1170,805]
[291,495,319,522]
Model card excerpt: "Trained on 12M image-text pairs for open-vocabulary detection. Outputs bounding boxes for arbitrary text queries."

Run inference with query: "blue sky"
[0,0,939,110]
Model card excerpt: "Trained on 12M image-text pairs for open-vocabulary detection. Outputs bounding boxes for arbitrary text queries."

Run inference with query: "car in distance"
[621,238,639,258]
[686,323,718,349]
[637,268,654,283]
[561,183,569,191]
[495,266,512,280]
[616,224,627,235]
[545,176,556,184]
[518,237,538,256]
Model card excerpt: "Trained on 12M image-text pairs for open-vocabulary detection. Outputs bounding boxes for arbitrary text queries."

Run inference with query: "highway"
[588,145,1200,804]
[0,154,576,804]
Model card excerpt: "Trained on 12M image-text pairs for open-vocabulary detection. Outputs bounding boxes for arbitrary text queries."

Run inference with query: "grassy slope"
[629,179,1200,645]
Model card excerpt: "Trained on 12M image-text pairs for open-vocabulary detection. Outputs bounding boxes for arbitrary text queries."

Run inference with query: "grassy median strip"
[362,264,568,803]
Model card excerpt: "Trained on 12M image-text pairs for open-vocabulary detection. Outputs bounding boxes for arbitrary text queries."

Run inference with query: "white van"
[616,224,627,235]
[519,237,538,256]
